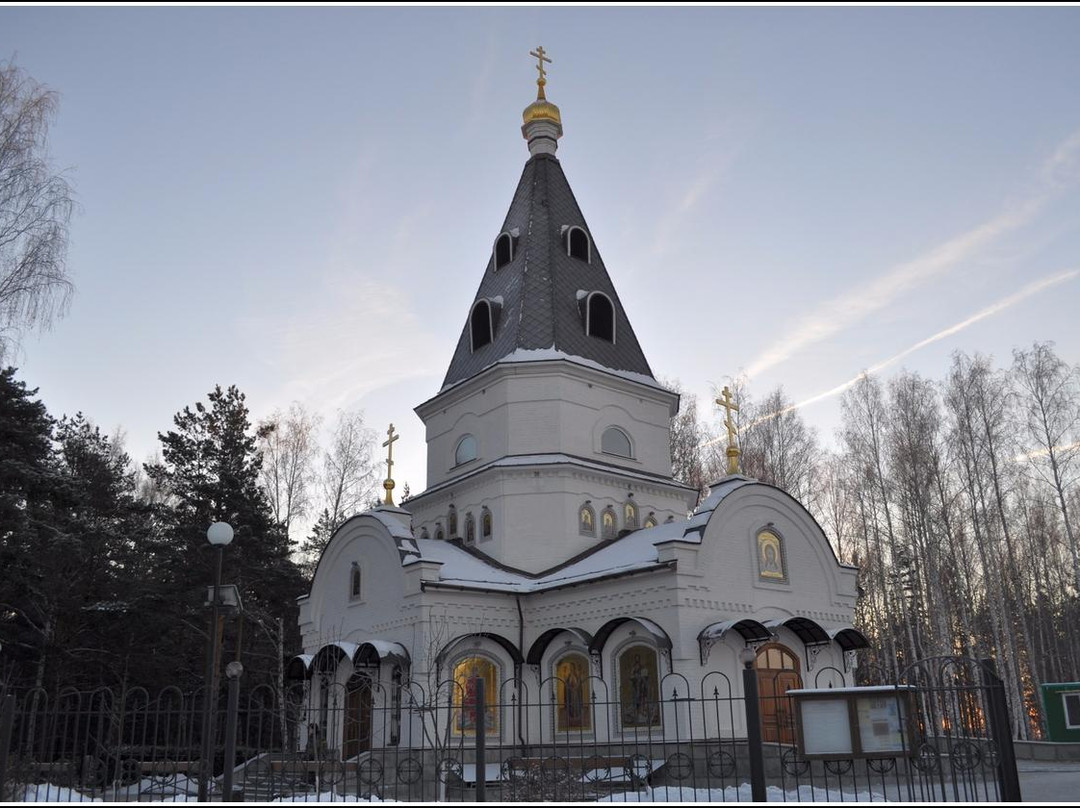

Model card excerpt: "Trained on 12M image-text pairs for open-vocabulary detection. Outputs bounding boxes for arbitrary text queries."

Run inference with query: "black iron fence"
[0,657,1020,802]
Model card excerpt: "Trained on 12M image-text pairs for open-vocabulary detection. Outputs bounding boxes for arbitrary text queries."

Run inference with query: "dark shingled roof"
[441,153,656,390]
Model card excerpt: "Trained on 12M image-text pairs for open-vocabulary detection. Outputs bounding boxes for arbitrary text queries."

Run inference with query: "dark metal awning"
[765,617,831,646]
[830,627,871,651]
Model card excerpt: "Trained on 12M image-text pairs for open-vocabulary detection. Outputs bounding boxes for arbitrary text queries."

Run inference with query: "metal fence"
[0,657,1020,802]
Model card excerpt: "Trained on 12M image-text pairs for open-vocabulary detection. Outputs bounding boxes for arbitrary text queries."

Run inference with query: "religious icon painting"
[555,653,592,732]
[451,655,499,735]
[757,529,786,580]
[617,645,661,729]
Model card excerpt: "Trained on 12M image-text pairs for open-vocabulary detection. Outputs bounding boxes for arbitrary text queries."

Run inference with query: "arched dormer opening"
[601,426,633,459]
[455,434,478,466]
[470,300,494,351]
[494,232,514,269]
[567,226,590,262]
[585,292,615,342]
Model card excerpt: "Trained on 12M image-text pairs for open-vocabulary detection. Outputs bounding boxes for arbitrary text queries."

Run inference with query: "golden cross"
[530,46,552,83]
[382,423,399,506]
[716,386,741,475]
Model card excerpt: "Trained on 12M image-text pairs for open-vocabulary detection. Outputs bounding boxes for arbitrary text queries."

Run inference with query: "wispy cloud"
[1013,440,1080,464]
[744,127,1080,379]
[732,268,1080,432]
[242,273,445,416]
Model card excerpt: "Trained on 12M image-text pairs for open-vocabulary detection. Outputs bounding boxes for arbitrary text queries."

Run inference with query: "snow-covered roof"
[406,518,691,594]
[414,452,697,500]
[440,347,668,394]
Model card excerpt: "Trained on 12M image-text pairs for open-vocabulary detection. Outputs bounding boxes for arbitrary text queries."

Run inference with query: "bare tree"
[299,410,377,575]
[742,386,820,506]
[0,60,75,357]
[664,378,710,502]
[1012,342,1080,595]
[258,402,322,538]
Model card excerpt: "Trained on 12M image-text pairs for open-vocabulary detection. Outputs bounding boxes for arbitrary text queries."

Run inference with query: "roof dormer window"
[494,232,514,270]
[566,226,590,263]
[585,292,615,343]
[470,300,493,351]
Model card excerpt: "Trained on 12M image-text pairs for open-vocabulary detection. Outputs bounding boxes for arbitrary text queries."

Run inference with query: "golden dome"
[522,80,562,126]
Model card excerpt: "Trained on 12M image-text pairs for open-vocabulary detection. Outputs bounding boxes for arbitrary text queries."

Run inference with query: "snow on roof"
[411,518,691,593]
[439,346,669,393]
[416,453,696,501]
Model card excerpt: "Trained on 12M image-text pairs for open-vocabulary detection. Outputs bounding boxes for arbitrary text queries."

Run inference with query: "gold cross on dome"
[530,46,552,82]
[716,386,741,475]
[382,423,399,506]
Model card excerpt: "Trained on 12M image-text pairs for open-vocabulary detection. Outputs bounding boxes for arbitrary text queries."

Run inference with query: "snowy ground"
[17,782,890,802]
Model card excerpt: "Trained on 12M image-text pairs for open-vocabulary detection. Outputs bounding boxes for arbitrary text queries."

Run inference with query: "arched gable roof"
[829,627,871,651]
[306,505,420,599]
[764,617,831,646]
[526,627,594,665]
[589,617,672,654]
[437,632,524,667]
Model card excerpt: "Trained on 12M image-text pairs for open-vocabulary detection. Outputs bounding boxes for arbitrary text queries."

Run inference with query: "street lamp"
[198,521,234,802]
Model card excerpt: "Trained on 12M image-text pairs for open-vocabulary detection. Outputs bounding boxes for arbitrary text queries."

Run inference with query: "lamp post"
[198,521,234,802]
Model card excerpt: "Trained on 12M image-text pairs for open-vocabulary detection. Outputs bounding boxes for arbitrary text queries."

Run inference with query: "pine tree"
[144,385,305,688]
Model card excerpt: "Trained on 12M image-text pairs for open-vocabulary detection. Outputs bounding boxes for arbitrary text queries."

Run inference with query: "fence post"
[0,695,15,800]
[980,658,1022,802]
[474,676,486,803]
[742,658,767,802]
[223,663,243,801]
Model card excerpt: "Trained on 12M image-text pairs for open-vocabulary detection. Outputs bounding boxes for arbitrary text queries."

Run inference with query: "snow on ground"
[600,784,888,802]
[18,784,101,802]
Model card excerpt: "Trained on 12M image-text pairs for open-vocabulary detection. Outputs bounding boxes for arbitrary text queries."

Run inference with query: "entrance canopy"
[289,640,411,680]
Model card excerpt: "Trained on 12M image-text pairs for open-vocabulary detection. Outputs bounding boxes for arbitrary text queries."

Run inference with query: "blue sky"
[4,6,1080,503]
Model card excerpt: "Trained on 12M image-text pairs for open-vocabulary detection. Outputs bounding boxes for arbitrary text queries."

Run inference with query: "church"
[291,50,866,765]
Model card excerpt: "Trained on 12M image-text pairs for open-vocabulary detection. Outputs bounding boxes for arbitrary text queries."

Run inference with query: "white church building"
[291,54,867,764]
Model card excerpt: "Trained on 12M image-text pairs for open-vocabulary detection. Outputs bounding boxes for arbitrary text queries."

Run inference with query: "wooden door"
[755,644,802,744]
[343,674,372,760]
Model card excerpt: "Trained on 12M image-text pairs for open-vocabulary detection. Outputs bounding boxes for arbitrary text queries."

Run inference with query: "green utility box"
[1041,683,1080,742]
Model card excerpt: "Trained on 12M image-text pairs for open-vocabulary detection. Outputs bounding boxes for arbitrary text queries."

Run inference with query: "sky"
[3,6,1080,527]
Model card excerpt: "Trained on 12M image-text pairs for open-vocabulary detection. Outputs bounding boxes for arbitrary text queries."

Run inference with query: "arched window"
[420,527,430,539]
[494,232,513,269]
[481,507,492,540]
[624,497,638,530]
[470,300,493,351]
[350,563,362,599]
[448,505,458,537]
[601,507,617,540]
[465,512,476,545]
[601,426,632,458]
[555,653,592,732]
[618,645,661,730]
[644,513,658,529]
[452,655,499,735]
[567,226,590,262]
[435,522,445,541]
[579,503,596,537]
[455,434,478,466]
[586,292,614,342]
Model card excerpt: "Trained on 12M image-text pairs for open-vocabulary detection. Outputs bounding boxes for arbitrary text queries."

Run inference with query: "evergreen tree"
[144,385,305,688]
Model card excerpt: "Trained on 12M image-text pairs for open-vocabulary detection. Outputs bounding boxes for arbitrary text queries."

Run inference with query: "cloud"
[1013,440,1080,464]
[244,275,445,416]
[744,127,1080,379]
[737,268,1079,430]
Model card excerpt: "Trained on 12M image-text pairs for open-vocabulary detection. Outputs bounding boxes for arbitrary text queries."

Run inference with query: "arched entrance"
[755,643,802,744]
[343,671,373,760]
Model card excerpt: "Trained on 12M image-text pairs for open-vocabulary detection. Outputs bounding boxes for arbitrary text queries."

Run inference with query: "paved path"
[1017,759,1080,803]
